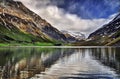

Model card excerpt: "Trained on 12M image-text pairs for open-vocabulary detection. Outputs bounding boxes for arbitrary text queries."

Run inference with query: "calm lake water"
[0,46,120,79]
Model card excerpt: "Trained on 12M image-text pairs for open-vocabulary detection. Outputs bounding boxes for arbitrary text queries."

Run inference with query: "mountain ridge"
[0,0,70,44]
[62,30,85,42]
[88,12,120,46]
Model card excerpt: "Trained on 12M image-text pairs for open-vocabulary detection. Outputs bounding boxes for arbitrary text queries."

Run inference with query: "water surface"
[0,46,120,79]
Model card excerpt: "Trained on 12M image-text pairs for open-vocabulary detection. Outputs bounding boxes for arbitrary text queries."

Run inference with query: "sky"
[14,0,120,36]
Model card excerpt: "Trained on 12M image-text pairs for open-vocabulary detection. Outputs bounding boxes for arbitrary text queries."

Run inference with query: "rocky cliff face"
[0,0,67,43]
[88,12,120,45]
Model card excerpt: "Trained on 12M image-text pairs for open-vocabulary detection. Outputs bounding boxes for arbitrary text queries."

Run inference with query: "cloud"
[14,0,116,37]
[104,0,120,10]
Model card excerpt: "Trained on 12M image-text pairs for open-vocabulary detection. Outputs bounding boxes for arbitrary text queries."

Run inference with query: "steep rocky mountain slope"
[88,12,120,45]
[0,0,68,43]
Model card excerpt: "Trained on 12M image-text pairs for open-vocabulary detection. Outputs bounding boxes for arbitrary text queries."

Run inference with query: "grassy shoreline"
[0,42,54,47]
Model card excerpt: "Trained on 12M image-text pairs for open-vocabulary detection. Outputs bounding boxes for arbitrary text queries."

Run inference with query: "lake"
[0,46,120,79]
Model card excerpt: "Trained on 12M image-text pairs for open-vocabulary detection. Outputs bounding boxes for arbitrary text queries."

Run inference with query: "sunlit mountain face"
[14,0,120,36]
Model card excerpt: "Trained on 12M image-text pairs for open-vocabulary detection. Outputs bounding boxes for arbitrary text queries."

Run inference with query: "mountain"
[88,12,120,46]
[62,30,85,42]
[0,0,68,44]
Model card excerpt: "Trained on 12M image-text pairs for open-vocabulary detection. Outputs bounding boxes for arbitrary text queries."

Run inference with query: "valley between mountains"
[0,0,120,46]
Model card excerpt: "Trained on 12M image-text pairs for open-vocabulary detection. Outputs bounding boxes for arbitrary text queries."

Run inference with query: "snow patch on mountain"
[62,30,85,40]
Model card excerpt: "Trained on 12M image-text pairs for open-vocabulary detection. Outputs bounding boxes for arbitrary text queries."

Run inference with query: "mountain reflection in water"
[0,47,119,79]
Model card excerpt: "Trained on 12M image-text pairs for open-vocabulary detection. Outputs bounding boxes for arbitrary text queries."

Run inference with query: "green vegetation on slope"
[106,37,120,46]
[0,24,61,46]
[0,24,45,43]
[0,42,54,46]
